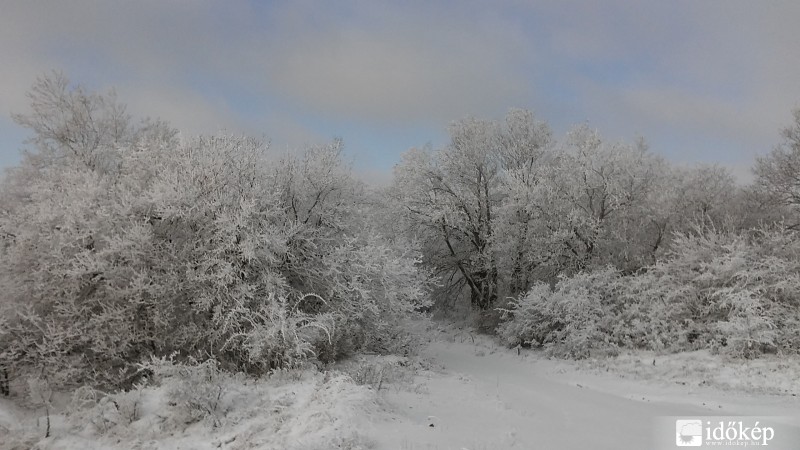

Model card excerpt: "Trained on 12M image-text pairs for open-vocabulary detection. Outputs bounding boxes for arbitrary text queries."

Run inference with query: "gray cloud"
[0,1,534,146]
[256,1,533,123]
[1,0,800,173]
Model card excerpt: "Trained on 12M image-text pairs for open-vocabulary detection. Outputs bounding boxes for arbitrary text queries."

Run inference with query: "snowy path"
[2,331,797,449]
[371,333,800,450]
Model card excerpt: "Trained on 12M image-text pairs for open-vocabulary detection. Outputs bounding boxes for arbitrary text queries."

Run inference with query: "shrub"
[68,383,145,434]
[498,225,800,359]
[142,357,230,427]
[498,267,623,358]
[631,225,800,357]
[0,75,435,391]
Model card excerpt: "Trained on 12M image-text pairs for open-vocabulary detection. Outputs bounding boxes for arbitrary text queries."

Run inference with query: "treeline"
[388,108,800,359]
[1,74,798,396]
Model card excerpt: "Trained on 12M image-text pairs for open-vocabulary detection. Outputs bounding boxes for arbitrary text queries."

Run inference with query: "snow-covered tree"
[391,121,498,310]
[391,109,552,310]
[492,109,553,295]
[0,75,434,391]
[11,71,133,173]
[499,125,670,281]
[754,109,800,226]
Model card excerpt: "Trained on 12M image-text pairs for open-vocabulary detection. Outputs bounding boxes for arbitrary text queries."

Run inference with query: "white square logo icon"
[676,419,703,446]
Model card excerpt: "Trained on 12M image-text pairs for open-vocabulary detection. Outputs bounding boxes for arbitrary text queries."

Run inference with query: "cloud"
[620,88,755,142]
[0,0,536,152]
[118,83,238,136]
[2,0,800,176]
[257,1,533,124]
[352,166,393,187]
[524,0,800,165]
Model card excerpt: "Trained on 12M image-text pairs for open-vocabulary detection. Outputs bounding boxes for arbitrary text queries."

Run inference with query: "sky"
[1,0,799,184]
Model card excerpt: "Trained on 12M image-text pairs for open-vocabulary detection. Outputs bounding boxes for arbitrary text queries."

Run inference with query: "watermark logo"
[676,419,703,446]
[672,418,779,447]
[657,416,800,449]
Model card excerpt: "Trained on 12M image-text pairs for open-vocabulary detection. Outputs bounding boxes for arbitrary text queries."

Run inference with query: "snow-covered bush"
[631,225,800,358]
[67,383,146,434]
[0,133,296,387]
[52,363,379,448]
[140,357,230,427]
[338,354,411,391]
[314,236,434,361]
[499,225,800,359]
[222,294,336,371]
[0,74,434,392]
[498,268,623,358]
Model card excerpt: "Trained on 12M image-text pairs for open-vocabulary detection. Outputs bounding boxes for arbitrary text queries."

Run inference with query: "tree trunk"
[470,268,498,310]
[0,367,8,396]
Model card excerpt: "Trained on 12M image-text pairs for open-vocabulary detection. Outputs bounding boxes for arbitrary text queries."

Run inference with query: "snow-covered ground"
[371,329,800,449]
[2,327,798,449]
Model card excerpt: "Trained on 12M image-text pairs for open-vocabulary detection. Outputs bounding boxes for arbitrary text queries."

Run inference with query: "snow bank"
[581,349,800,396]
[3,327,797,450]
[0,370,380,450]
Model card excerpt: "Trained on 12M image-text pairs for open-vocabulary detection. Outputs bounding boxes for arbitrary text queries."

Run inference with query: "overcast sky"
[2,0,799,183]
